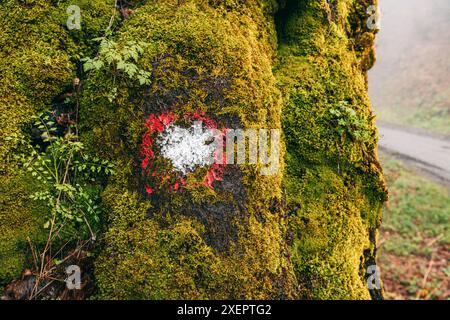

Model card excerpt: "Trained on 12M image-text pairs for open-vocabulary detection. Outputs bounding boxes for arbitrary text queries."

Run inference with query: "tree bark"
[0,0,387,300]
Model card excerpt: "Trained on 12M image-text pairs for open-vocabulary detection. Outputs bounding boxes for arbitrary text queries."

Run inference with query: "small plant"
[329,101,372,144]
[6,111,115,298]
[82,35,152,101]
[16,113,115,239]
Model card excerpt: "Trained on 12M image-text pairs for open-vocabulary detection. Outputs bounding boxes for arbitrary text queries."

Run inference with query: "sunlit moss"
[275,0,386,299]
[0,0,113,285]
[0,0,387,299]
[89,0,296,299]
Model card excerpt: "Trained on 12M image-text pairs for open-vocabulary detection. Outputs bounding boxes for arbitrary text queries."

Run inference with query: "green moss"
[0,175,47,286]
[275,0,387,299]
[0,0,115,167]
[0,0,387,299]
[0,0,113,286]
[94,189,223,299]
[89,0,296,299]
[286,166,376,299]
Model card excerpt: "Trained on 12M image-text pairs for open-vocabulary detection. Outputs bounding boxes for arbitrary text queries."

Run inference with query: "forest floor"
[378,151,449,300]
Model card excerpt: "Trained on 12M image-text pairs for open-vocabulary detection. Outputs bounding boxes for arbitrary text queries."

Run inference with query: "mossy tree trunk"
[276,0,386,300]
[0,0,386,300]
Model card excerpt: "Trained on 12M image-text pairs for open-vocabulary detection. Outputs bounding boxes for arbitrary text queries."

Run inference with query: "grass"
[378,151,450,300]
[375,107,450,137]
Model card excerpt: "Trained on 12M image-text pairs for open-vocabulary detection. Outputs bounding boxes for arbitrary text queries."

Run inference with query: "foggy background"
[369,0,450,135]
[369,0,450,300]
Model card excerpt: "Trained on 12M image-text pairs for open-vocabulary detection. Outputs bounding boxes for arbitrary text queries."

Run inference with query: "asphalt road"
[378,125,450,183]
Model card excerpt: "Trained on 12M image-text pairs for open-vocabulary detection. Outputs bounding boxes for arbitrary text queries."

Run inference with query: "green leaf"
[90,59,103,70]
[83,60,94,72]
[116,60,126,70]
